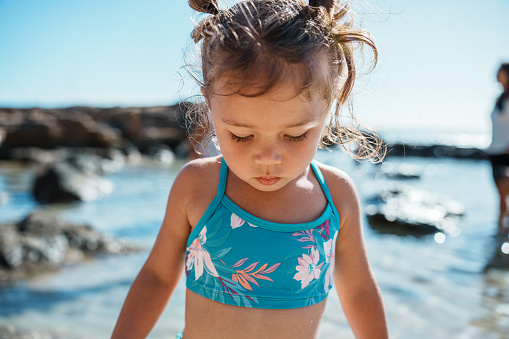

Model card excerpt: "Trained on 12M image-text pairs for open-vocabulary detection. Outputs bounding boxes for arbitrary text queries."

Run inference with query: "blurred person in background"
[487,63,509,233]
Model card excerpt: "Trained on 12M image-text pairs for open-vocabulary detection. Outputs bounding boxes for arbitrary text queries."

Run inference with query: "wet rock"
[377,163,422,180]
[386,143,487,160]
[32,161,114,203]
[0,224,23,268]
[365,185,464,235]
[0,211,140,282]
[0,126,5,145]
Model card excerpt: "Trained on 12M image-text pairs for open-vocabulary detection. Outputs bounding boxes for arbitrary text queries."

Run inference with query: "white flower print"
[323,231,338,291]
[230,213,245,229]
[293,248,323,289]
[186,226,219,280]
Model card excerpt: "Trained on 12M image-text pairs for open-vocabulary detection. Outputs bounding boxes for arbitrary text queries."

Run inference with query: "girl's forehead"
[209,84,329,128]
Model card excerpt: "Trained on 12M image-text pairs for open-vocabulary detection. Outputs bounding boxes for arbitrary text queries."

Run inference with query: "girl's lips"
[256,176,280,186]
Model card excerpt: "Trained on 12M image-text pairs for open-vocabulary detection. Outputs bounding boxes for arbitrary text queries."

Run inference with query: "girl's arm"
[324,166,389,339]
[111,164,196,339]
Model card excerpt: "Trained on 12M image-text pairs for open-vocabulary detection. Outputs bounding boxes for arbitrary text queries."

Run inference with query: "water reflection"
[473,269,509,336]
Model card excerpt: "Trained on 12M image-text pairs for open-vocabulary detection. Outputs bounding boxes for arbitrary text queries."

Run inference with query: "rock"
[0,224,23,268]
[377,162,421,180]
[0,211,140,282]
[365,185,464,235]
[386,143,487,160]
[0,127,5,145]
[0,104,190,159]
[32,161,113,203]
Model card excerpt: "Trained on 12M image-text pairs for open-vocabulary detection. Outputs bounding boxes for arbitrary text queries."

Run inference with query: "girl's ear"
[201,86,209,101]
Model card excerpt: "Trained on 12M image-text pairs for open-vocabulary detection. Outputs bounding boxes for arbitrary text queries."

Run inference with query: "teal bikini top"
[185,158,340,309]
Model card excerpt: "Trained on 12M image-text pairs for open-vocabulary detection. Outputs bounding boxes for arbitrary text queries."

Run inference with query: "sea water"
[0,133,508,338]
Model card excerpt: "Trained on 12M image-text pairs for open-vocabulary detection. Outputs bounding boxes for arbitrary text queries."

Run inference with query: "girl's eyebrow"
[221,118,318,129]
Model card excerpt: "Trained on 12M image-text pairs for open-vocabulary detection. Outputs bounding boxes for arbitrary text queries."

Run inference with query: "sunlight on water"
[1,146,508,338]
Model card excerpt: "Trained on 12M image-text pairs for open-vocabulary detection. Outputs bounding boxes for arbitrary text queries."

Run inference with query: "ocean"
[0,130,508,338]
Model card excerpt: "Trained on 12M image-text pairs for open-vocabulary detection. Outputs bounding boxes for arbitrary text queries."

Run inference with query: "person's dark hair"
[186,0,385,162]
[496,63,509,112]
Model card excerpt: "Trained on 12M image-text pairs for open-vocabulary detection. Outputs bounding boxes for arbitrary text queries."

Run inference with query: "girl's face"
[208,80,329,192]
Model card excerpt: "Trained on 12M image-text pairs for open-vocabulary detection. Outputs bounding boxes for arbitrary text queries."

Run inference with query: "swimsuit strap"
[310,160,340,221]
[217,157,228,198]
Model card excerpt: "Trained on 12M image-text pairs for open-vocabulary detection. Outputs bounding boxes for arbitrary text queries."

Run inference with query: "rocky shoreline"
[0,104,191,162]
[0,210,140,284]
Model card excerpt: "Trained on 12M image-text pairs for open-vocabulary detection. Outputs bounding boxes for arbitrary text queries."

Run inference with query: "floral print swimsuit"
[185,158,340,309]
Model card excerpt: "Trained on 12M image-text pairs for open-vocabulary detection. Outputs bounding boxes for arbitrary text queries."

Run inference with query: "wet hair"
[496,63,509,112]
[186,0,385,162]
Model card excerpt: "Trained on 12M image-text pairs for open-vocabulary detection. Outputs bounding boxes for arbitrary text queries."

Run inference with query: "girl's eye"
[284,132,308,142]
[230,133,253,143]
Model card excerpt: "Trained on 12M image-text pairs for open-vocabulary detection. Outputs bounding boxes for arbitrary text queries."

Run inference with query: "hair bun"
[188,0,220,15]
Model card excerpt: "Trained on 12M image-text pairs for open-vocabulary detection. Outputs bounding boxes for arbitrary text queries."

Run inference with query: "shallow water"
[0,148,508,338]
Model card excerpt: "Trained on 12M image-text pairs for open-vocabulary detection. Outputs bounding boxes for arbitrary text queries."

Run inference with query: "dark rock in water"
[0,224,24,268]
[377,162,422,180]
[32,161,113,203]
[365,185,463,235]
[0,211,140,282]
[0,126,5,145]
[386,142,487,160]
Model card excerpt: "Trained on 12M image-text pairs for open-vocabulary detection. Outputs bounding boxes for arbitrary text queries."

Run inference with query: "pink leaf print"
[293,230,316,243]
[244,262,260,273]
[232,258,249,268]
[262,263,280,274]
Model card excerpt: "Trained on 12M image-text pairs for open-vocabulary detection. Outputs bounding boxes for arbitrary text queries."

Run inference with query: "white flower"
[323,231,338,291]
[293,248,322,289]
[186,226,219,280]
[230,213,245,229]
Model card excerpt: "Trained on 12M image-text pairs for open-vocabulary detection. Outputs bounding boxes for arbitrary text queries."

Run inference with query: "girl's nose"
[254,147,282,166]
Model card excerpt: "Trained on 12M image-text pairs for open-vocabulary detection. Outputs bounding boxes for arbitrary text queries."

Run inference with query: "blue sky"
[0,0,508,136]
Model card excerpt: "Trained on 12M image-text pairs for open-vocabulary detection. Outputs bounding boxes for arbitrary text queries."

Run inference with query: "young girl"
[112,0,388,338]
[487,63,509,231]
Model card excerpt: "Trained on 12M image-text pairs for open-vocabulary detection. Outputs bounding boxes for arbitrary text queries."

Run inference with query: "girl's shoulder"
[175,155,223,226]
[176,155,222,196]
[313,161,360,221]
